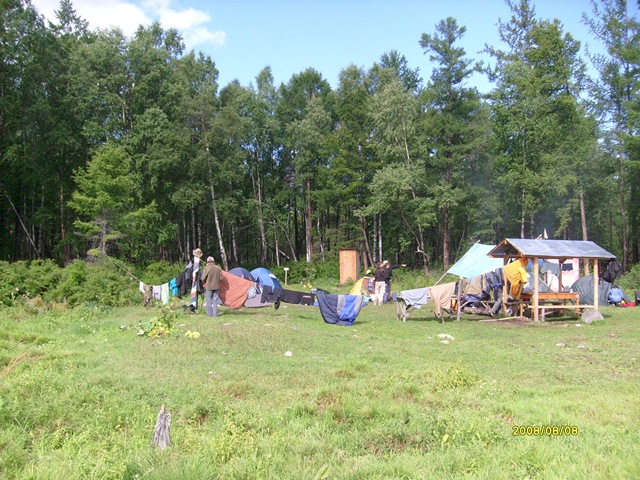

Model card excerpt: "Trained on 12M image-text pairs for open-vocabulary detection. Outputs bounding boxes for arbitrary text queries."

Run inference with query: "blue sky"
[32,0,638,93]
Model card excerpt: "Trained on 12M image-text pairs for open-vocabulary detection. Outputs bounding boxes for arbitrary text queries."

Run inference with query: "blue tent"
[250,267,283,289]
[228,267,255,281]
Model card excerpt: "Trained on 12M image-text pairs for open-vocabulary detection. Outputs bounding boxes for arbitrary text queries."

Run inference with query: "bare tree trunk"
[520,188,526,239]
[377,213,383,262]
[362,218,373,269]
[197,116,229,269]
[443,167,451,270]
[305,179,313,262]
[59,184,69,264]
[231,225,239,265]
[1,181,40,259]
[251,153,268,265]
[208,179,228,270]
[274,223,281,267]
[183,215,189,263]
[317,215,325,261]
[191,208,196,254]
[372,214,378,264]
[619,163,628,270]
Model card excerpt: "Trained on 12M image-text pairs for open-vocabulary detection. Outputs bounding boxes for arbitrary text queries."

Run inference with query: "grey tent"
[570,275,611,306]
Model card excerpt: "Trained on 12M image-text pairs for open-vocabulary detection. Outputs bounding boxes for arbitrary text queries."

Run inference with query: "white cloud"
[32,0,225,48]
[32,0,150,36]
[184,27,226,49]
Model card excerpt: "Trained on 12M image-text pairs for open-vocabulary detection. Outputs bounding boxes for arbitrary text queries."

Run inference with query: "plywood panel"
[339,249,360,285]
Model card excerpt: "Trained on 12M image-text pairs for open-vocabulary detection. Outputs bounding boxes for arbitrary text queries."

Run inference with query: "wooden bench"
[534,292,580,320]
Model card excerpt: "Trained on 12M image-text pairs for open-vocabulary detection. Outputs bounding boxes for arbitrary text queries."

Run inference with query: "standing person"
[189,248,203,312]
[200,256,224,317]
[373,262,389,305]
[382,260,407,303]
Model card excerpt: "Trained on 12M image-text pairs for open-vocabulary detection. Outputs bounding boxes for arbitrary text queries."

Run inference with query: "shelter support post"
[501,259,509,316]
[533,257,540,322]
[593,260,599,310]
[456,278,462,322]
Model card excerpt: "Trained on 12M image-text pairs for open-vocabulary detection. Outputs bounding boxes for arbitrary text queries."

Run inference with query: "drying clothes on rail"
[398,287,430,308]
[260,286,284,309]
[175,270,188,298]
[169,278,178,297]
[160,283,170,304]
[396,287,430,321]
[153,285,162,301]
[281,289,316,305]
[504,257,528,299]
[189,254,201,310]
[539,261,560,277]
[316,294,364,326]
[428,282,456,317]
[299,293,315,306]
[260,285,281,303]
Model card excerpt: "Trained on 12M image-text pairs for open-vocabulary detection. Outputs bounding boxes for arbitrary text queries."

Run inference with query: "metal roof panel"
[489,239,616,260]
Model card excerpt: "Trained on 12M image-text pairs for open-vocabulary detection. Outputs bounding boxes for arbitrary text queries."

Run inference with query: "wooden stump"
[151,404,172,448]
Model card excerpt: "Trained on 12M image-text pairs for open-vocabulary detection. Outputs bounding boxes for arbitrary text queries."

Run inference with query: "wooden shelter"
[488,239,616,321]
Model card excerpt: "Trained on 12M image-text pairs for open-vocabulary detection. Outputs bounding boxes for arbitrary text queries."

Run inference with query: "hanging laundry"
[316,294,364,326]
[429,282,456,317]
[189,252,202,310]
[161,283,170,304]
[399,287,429,308]
[504,257,528,299]
[169,278,178,297]
[219,273,257,309]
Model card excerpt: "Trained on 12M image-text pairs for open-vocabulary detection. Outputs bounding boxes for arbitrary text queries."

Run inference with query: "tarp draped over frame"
[446,243,504,279]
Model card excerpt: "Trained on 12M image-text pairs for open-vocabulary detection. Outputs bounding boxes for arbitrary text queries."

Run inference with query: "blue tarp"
[446,243,504,280]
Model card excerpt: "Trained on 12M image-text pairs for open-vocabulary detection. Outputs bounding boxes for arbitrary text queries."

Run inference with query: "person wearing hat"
[200,256,224,317]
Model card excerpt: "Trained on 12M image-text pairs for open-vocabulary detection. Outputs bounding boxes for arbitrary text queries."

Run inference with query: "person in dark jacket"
[381,260,406,303]
[200,256,224,317]
[373,262,389,305]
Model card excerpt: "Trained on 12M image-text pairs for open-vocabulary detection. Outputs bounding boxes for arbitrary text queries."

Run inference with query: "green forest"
[2,0,639,273]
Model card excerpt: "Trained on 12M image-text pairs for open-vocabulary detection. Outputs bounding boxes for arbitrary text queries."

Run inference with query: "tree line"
[1,0,639,272]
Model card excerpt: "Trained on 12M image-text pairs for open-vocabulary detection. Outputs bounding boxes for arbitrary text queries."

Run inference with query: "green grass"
[1,299,639,479]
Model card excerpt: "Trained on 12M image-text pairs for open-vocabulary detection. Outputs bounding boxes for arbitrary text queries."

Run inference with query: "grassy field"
[1,296,639,479]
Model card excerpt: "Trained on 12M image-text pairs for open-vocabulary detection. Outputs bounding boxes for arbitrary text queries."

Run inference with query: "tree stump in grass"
[151,404,172,448]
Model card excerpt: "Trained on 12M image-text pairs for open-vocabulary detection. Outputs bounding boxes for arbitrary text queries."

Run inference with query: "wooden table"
[534,292,581,320]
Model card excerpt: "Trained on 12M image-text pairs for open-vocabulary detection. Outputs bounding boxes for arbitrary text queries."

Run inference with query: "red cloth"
[219,273,256,309]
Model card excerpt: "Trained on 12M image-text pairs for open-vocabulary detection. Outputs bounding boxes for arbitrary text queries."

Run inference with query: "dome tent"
[250,267,283,290]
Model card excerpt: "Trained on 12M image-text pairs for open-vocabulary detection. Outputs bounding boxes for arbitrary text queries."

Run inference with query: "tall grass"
[1,297,639,479]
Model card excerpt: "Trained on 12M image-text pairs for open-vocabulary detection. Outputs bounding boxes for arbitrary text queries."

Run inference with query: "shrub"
[0,260,63,306]
[0,257,141,308]
[617,264,640,295]
[139,261,182,286]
